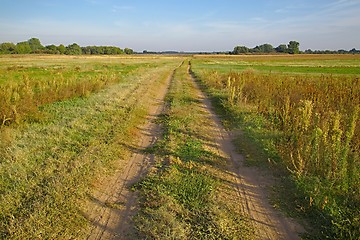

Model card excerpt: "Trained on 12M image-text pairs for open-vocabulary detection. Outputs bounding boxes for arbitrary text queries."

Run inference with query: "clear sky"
[1,0,360,52]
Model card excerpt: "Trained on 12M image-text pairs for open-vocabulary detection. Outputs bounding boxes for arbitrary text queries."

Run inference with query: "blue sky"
[1,0,360,51]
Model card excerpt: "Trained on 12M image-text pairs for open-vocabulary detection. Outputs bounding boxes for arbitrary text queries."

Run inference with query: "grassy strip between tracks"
[0,60,179,239]
[134,61,254,239]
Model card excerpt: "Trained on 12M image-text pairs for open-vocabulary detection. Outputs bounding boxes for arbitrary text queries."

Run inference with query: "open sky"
[1,0,360,52]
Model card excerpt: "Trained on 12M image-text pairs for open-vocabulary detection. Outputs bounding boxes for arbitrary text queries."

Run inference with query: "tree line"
[232,41,360,55]
[0,38,134,55]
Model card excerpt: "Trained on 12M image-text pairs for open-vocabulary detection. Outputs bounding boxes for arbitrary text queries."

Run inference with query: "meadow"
[0,54,359,239]
[191,54,360,239]
[0,55,181,238]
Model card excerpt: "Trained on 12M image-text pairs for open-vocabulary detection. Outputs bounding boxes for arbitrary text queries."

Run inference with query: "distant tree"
[251,46,259,53]
[15,41,32,54]
[257,43,274,53]
[57,44,66,54]
[124,48,133,54]
[337,49,347,54]
[45,44,59,54]
[81,46,92,55]
[233,46,249,54]
[0,42,16,54]
[304,49,313,54]
[287,41,300,54]
[275,44,288,53]
[65,43,82,55]
[27,38,43,52]
[103,46,115,55]
[349,48,359,54]
[117,48,124,54]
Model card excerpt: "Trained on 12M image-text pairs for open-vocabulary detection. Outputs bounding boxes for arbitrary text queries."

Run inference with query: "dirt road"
[188,65,304,240]
[86,68,175,240]
[86,62,303,239]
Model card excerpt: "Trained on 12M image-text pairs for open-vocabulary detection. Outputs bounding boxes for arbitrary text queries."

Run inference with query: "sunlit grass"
[192,54,360,74]
[191,55,360,239]
[0,56,181,239]
[135,60,254,239]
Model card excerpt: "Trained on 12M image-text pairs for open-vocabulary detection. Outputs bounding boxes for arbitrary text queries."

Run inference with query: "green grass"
[192,55,360,75]
[134,60,254,239]
[191,55,360,240]
[0,56,168,125]
[0,56,181,239]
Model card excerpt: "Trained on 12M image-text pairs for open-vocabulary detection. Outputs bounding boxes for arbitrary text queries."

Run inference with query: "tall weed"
[192,63,360,239]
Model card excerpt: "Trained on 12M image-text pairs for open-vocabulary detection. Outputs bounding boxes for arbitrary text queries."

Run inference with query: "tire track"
[188,64,304,240]
[86,67,176,240]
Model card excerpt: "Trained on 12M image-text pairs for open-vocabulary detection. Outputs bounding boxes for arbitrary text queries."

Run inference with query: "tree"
[257,43,274,53]
[124,48,133,54]
[15,41,32,54]
[81,46,92,55]
[27,38,43,52]
[275,44,288,53]
[65,43,82,55]
[233,45,249,54]
[349,48,360,54]
[287,41,300,54]
[58,44,66,54]
[45,44,59,54]
[0,42,16,54]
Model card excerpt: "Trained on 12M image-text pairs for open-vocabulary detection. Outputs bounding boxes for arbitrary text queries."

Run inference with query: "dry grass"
[0,56,181,239]
[191,56,360,239]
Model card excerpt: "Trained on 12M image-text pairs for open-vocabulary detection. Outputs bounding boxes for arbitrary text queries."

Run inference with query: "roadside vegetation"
[134,60,254,239]
[191,55,360,239]
[0,55,180,239]
[0,56,146,126]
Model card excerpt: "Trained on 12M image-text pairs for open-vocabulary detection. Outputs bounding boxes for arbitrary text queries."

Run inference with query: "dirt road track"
[189,65,304,240]
[86,62,303,240]
[86,69,174,240]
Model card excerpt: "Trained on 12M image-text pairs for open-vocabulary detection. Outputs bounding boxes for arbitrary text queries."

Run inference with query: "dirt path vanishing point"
[85,67,176,240]
[188,65,304,240]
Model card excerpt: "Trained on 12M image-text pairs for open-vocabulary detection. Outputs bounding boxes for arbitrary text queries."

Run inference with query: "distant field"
[192,54,360,74]
[0,55,178,125]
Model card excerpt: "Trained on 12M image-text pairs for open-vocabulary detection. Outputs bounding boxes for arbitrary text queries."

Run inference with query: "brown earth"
[85,63,304,240]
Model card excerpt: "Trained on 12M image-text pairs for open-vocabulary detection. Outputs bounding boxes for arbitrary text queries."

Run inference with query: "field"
[191,54,360,239]
[0,55,182,238]
[0,54,359,239]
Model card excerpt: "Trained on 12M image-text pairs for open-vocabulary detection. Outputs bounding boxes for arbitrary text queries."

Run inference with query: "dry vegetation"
[191,55,360,239]
[0,55,181,239]
[1,54,359,239]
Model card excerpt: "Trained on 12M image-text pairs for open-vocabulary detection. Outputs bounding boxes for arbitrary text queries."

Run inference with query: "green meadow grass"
[192,54,360,75]
[0,56,181,239]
